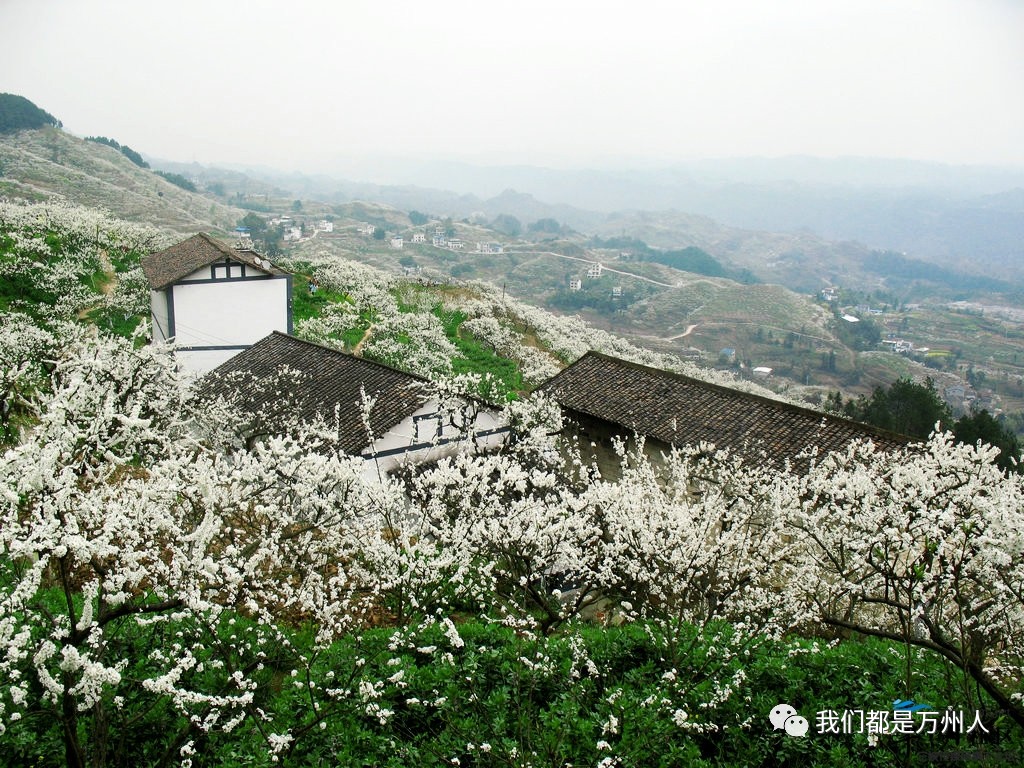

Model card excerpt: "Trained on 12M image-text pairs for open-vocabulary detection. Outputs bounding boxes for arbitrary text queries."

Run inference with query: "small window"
[212,260,244,279]
[413,412,442,441]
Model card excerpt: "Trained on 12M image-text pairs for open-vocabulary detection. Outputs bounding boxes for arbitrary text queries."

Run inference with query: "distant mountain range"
[210,156,1024,286]
[2,91,1022,304]
[7,104,1024,412]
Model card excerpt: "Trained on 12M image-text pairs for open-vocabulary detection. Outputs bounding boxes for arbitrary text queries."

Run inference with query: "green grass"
[435,305,524,400]
[290,282,351,325]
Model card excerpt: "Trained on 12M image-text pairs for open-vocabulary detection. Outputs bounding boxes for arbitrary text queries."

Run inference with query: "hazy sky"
[3,0,1023,173]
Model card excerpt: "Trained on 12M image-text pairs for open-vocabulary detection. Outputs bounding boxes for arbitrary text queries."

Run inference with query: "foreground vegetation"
[3,315,1024,767]
[3,200,1024,768]
[6,614,1019,767]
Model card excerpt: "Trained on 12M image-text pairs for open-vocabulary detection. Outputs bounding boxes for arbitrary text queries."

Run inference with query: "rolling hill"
[0,125,242,234]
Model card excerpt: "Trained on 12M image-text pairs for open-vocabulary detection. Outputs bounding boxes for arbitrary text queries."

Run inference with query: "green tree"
[490,214,522,237]
[154,170,196,192]
[118,144,148,168]
[409,210,429,225]
[86,136,148,168]
[845,377,952,439]
[834,313,882,351]
[954,409,1021,473]
[238,212,267,235]
[0,93,61,132]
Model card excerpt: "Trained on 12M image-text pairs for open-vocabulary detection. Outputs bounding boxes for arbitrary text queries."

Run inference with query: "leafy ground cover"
[5,612,1018,767]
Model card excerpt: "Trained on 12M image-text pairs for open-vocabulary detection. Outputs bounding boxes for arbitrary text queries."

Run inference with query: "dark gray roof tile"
[537,351,907,469]
[199,332,428,454]
[142,232,285,290]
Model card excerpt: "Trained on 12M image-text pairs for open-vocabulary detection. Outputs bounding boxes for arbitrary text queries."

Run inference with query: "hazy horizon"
[4,0,1024,176]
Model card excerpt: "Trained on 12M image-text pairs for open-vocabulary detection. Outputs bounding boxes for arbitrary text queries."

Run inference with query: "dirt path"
[78,250,117,320]
[98,249,117,295]
[513,250,676,288]
[666,324,698,340]
[352,325,374,354]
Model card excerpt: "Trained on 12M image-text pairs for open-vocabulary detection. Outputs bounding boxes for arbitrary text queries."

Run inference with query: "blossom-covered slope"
[0,127,242,233]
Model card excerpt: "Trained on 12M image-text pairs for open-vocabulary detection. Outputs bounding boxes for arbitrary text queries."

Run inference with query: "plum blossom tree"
[586,439,805,633]
[794,434,1024,728]
[0,326,404,766]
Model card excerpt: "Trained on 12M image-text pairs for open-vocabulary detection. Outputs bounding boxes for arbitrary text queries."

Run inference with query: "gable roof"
[142,232,285,290]
[199,332,429,454]
[537,351,907,468]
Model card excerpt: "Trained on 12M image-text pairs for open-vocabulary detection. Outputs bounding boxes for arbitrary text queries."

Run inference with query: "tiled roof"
[142,232,285,290]
[537,352,907,469]
[199,332,428,454]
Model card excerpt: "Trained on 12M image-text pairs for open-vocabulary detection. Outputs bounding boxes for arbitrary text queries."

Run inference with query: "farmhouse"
[200,332,508,480]
[142,233,292,375]
[538,351,907,478]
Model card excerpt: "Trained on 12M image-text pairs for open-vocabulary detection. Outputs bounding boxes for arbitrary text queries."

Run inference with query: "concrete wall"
[169,278,289,351]
[150,289,170,343]
[359,398,507,481]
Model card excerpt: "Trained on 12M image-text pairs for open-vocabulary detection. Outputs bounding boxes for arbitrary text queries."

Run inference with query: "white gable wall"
[171,278,290,349]
[155,256,293,375]
[359,398,507,480]
[150,289,170,342]
[178,348,251,377]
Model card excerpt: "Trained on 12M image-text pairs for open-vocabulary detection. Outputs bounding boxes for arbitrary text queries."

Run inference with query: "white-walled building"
[142,233,292,375]
[201,332,507,481]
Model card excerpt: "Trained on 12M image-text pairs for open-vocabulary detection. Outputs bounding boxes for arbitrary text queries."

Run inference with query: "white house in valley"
[142,233,292,375]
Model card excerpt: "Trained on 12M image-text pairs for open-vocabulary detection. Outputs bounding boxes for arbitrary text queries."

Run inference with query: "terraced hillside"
[0,126,241,233]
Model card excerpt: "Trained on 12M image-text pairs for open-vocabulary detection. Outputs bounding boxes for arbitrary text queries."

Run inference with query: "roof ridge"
[558,350,909,444]
[143,232,285,289]
[266,331,430,383]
